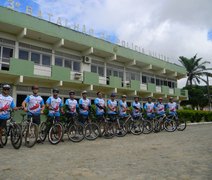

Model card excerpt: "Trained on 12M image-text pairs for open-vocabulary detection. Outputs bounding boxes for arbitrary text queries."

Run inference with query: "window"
[151,77,155,84]
[19,49,29,60]
[91,65,97,73]
[113,70,118,77]
[142,75,147,83]
[119,71,124,80]
[31,52,40,64]
[64,59,72,69]
[55,57,63,66]
[98,66,104,77]
[135,73,140,81]
[156,79,160,86]
[2,47,13,63]
[91,65,104,76]
[131,73,135,80]
[107,69,112,77]
[73,61,80,72]
[168,81,172,88]
[42,54,51,66]
[164,80,167,86]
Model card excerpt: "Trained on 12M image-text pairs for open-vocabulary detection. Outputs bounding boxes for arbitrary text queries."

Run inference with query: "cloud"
[15,0,212,86]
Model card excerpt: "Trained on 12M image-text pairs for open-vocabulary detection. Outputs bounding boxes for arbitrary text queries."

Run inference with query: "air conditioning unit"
[82,56,91,64]
[74,72,82,80]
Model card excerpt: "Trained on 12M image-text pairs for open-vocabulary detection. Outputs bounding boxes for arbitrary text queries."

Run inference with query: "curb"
[187,122,212,126]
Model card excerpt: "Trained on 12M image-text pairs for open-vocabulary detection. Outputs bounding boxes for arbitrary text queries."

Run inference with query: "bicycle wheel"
[142,120,153,134]
[67,124,84,142]
[177,118,187,131]
[25,123,38,148]
[84,123,99,140]
[39,122,48,142]
[102,122,115,139]
[98,122,105,137]
[48,123,63,145]
[114,120,127,137]
[153,119,161,133]
[130,120,143,135]
[10,124,22,149]
[164,119,177,132]
[1,127,8,146]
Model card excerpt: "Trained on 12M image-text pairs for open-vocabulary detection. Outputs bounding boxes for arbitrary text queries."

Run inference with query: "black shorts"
[0,120,7,128]
[28,115,41,126]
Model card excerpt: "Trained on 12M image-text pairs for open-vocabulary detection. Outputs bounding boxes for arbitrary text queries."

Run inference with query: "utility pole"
[206,73,211,111]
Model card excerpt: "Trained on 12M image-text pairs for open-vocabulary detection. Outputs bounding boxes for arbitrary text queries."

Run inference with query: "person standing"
[22,85,45,126]
[0,84,19,148]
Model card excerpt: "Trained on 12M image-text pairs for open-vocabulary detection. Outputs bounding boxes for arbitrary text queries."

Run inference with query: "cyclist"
[143,96,155,119]
[155,97,165,117]
[0,84,19,148]
[107,92,118,121]
[22,85,45,126]
[65,90,78,120]
[119,95,129,118]
[78,90,91,124]
[46,88,64,122]
[132,96,142,120]
[94,91,105,122]
[166,97,178,117]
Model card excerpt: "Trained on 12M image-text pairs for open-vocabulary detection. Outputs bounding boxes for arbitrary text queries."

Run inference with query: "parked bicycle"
[19,112,39,148]
[0,110,22,149]
[39,114,63,145]
[61,113,84,142]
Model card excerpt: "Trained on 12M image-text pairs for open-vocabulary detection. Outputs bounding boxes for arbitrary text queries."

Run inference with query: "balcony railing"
[169,88,174,95]
[140,83,147,90]
[34,65,51,77]
[156,86,161,93]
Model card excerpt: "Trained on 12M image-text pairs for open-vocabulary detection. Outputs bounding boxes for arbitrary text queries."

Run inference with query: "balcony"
[34,65,51,77]
[140,84,147,90]
[99,76,107,85]
[156,86,161,93]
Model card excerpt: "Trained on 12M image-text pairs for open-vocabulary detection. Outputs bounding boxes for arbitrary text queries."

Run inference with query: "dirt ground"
[0,124,212,180]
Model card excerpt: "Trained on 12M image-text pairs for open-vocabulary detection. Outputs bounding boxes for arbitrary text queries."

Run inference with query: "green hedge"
[177,110,212,123]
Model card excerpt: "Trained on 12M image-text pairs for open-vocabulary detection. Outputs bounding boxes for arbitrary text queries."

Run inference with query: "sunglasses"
[3,88,10,91]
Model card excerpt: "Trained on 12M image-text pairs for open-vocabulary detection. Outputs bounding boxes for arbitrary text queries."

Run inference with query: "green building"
[0,7,188,105]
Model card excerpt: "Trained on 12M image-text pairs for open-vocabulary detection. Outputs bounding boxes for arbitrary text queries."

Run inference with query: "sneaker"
[0,143,3,148]
[117,132,122,135]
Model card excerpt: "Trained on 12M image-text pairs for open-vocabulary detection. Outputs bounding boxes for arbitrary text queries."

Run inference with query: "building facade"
[0,7,188,106]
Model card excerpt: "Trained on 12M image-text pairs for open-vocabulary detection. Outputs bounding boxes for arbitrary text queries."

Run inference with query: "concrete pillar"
[52,50,55,65]
[12,85,17,105]
[14,41,19,58]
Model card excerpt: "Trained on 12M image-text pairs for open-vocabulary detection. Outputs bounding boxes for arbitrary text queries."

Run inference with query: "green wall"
[83,71,99,85]
[51,65,70,81]
[9,58,34,76]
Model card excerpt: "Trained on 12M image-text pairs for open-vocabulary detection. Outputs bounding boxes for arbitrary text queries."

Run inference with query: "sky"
[1,0,212,87]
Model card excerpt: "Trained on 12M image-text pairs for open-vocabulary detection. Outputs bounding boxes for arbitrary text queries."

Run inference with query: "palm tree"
[179,54,212,86]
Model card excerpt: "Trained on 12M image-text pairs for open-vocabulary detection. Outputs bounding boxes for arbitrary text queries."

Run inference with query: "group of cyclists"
[0,83,178,148]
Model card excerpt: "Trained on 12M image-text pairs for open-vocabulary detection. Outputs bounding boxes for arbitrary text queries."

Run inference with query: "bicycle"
[39,114,63,145]
[98,115,115,139]
[0,110,22,149]
[168,113,186,131]
[78,115,99,140]
[62,112,84,143]
[19,112,39,148]
[155,114,177,132]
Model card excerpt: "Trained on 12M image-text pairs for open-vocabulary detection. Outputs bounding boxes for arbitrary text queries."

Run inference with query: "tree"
[178,54,212,86]
[181,85,211,110]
